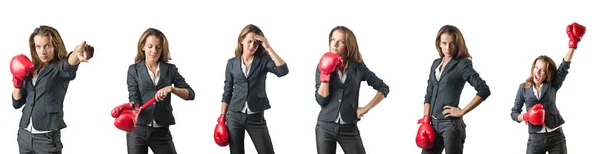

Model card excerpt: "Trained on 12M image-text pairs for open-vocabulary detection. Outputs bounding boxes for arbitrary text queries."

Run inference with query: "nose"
[334,41,340,48]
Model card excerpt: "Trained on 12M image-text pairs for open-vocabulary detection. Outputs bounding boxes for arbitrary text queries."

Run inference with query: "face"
[241,32,260,55]
[143,35,162,63]
[329,30,346,56]
[532,59,548,84]
[34,35,55,64]
[439,33,456,57]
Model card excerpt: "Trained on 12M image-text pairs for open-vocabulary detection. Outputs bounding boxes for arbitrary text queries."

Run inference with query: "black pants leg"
[421,119,467,154]
[129,125,177,154]
[315,121,366,154]
[526,128,567,154]
[226,111,275,154]
[17,129,63,154]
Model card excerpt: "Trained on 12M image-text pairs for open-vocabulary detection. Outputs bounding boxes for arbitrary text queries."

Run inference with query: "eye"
[442,42,447,45]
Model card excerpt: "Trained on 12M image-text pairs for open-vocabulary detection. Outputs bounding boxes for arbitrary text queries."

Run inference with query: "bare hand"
[356,107,370,118]
[155,86,173,101]
[74,41,94,62]
[253,35,271,49]
[443,106,464,118]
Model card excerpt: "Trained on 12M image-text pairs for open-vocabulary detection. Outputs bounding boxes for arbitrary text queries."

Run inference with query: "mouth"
[331,49,338,53]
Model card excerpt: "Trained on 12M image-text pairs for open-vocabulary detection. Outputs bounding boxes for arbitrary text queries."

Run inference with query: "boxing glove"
[111,103,135,118]
[416,116,436,149]
[567,22,586,49]
[318,52,344,83]
[114,107,138,132]
[10,54,34,88]
[214,114,229,147]
[523,104,545,126]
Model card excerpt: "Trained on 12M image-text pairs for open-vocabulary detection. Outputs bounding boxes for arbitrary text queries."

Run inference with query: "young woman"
[12,25,94,154]
[125,28,196,154]
[510,22,586,154]
[418,25,491,154]
[217,24,288,154]
[314,26,390,154]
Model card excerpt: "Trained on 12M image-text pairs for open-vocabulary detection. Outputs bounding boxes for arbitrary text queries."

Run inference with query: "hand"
[442,106,463,118]
[74,41,95,63]
[155,86,173,101]
[356,107,370,118]
[253,35,271,50]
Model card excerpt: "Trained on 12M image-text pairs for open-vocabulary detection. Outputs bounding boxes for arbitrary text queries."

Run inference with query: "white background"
[1,0,598,153]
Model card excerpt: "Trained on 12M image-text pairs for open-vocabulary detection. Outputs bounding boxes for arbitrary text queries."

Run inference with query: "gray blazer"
[221,55,289,113]
[511,60,570,133]
[315,60,389,123]
[127,60,195,126]
[424,57,491,120]
[13,52,79,131]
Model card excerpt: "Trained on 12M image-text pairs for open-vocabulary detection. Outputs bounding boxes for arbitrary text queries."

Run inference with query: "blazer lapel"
[35,63,56,86]
[156,62,168,87]
[137,62,155,86]
[539,82,550,100]
[342,62,353,86]
[439,58,458,80]
[233,56,245,79]
[247,56,261,78]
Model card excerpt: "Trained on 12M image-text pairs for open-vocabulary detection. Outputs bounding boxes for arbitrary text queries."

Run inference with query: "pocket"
[45,98,61,113]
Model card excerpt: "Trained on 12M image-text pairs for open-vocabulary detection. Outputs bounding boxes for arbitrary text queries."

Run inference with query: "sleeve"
[265,56,289,77]
[58,52,80,80]
[12,85,27,109]
[127,65,142,104]
[552,59,571,90]
[171,65,195,100]
[510,84,526,123]
[360,63,390,97]
[221,60,234,104]
[315,65,330,106]
[460,59,491,100]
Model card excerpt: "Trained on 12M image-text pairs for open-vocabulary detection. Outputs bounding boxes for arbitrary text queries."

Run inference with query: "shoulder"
[128,62,140,70]
[258,54,273,61]
[227,56,238,63]
[457,58,473,65]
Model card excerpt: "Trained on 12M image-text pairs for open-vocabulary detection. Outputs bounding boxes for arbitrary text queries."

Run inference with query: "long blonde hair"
[28,25,68,73]
[135,28,171,63]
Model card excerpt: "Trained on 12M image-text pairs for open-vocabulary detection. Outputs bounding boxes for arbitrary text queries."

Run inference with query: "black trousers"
[226,111,275,154]
[126,125,177,154]
[315,121,366,154]
[526,128,567,154]
[421,118,467,154]
[17,129,62,154]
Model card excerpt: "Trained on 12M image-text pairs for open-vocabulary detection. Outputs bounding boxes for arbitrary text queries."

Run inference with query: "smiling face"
[143,35,162,63]
[33,35,55,64]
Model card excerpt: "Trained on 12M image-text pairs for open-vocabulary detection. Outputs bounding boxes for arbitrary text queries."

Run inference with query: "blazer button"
[338,99,342,102]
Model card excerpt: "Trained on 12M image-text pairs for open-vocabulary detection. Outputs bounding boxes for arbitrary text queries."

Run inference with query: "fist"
[567,22,586,49]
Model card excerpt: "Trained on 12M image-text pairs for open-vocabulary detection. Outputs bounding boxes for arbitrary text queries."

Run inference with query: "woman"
[419,25,491,154]
[218,24,288,154]
[125,28,196,154]
[12,25,94,154]
[314,26,390,154]
[510,22,585,154]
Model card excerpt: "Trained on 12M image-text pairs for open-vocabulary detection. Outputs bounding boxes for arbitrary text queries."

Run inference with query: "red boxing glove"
[113,103,139,132]
[523,104,545,126]
[10,54,34,88]
[214,114,229,147]
[566,22,586,49]
[318,52,344,83]
[416,116,436,149]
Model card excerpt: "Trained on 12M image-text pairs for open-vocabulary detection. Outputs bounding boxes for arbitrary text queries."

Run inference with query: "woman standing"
[314,26,390,154]
[125,28,196,154]
[12,25,94,154]
[217,24,289,154]
[510,22,586,154]
[417,25,491,154]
